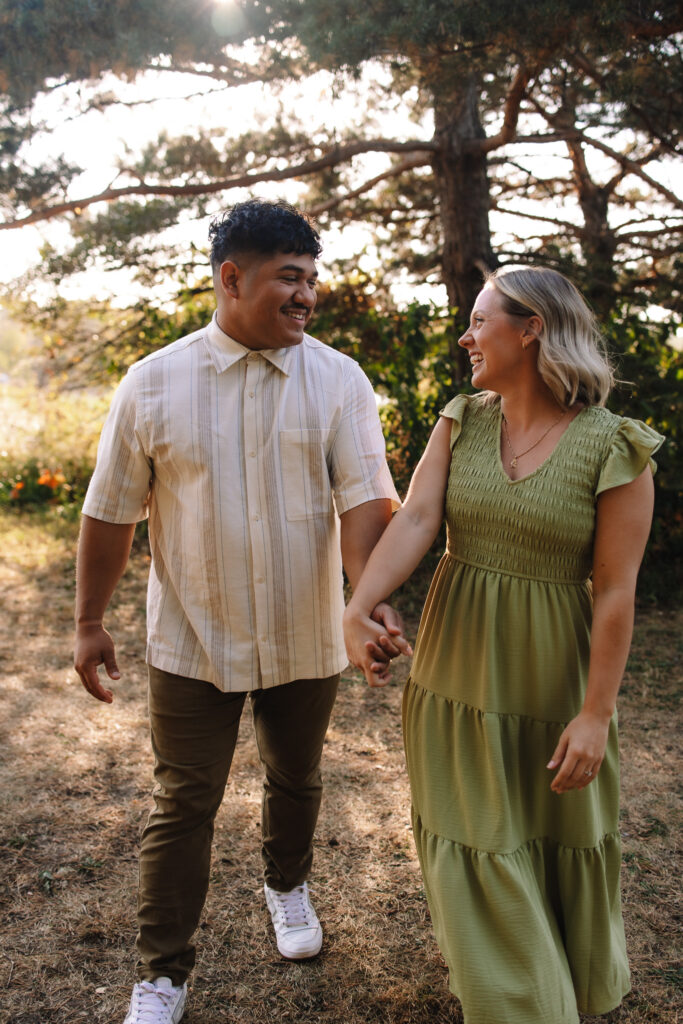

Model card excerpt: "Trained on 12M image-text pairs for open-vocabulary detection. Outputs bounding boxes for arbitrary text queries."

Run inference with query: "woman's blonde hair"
[486,266,614,407]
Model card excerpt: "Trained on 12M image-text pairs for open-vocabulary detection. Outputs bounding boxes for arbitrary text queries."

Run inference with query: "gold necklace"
[502,409,567,468]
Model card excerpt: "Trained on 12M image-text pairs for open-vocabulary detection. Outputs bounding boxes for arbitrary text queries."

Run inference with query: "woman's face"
[458,285,529,391]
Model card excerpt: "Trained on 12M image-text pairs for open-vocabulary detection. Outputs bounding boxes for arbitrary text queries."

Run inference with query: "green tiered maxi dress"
[403,395,664,1024]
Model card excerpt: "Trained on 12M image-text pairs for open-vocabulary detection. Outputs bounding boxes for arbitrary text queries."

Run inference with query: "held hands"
[73,622,120,704]
[343,600,413,687]
[547,709,610,793]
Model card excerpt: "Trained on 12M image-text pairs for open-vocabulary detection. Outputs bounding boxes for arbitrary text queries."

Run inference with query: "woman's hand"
[343,602,412,687]
[546,710,610,793]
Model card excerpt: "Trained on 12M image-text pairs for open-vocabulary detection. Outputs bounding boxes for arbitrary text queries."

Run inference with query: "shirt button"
[255,576,264,584]
[253,514,260,522]
[249,451,256,458]
[248,391,255,398]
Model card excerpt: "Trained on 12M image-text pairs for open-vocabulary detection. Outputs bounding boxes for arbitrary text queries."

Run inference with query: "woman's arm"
[344,415,453,686]
[548,467,655,793]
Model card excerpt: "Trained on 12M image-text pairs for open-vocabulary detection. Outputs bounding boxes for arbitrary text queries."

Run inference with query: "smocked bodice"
[442,396,661,584]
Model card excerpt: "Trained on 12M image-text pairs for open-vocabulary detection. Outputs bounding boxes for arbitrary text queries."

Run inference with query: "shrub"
[0,384,113,513]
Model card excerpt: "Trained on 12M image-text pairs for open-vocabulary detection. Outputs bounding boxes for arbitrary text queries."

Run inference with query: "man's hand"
[74,516,136,704]
[74,622,120,704]
[366,602,412,675]
[343,601,412,688]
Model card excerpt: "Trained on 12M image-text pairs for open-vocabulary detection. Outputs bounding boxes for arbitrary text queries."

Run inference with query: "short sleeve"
[82,369,153,523]
[439,393,471,450]
[596,417,665,495]
[329,360,400,515]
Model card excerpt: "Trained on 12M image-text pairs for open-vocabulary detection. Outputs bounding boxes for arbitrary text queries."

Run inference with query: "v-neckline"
[496,404,586,484]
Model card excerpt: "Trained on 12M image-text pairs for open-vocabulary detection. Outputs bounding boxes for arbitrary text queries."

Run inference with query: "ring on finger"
[583,769,593,777]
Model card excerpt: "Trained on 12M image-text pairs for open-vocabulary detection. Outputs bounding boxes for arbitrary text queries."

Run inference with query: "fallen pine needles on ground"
[0,511,681,1024]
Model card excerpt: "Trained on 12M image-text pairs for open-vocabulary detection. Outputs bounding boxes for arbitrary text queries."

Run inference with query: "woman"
[344,267,663,1024]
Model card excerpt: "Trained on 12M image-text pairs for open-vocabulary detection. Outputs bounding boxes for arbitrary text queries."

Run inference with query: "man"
[74,199,405,1024]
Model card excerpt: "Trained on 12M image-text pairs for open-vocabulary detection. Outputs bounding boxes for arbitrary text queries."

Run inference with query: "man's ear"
[219,260,240,297]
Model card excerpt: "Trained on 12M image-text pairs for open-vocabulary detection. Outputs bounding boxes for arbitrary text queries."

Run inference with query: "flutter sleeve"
[596,417,665,495]
[439,393,471,450]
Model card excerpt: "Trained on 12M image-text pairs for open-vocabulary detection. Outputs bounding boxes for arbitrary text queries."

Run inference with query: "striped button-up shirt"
[83,315,399,691]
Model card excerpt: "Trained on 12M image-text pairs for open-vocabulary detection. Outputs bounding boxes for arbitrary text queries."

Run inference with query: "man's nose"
[293,282,315,306]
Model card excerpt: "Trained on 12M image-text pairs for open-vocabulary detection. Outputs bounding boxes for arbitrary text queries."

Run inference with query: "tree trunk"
[431,73,497,381]
[567,140,618,319]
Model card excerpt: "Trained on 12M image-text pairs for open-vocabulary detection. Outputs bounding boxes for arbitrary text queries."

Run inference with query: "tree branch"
[146,53,303,87]
[480,64,534,154]
[620,12,683,39]
[529,94,682,209]
[576,133,683,208]
[493,204,581,232]
[0,138,438,230]
[614,215,683,232]
[306,154,432,216]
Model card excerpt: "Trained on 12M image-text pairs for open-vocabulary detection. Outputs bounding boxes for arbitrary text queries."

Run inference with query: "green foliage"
[0,0,231,107]
[605,310,683,602]
[314,278,464,495]
[275,0,597,69]
[0,383,113,512]
[36,197,202,284]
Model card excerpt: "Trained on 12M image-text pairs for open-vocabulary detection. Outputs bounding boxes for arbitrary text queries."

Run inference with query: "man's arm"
[339,498,412,681]
[339,497,394,590]
[74,515,137,704]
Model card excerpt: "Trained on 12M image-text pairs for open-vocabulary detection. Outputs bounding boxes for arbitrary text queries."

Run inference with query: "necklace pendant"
[511,457,518,468]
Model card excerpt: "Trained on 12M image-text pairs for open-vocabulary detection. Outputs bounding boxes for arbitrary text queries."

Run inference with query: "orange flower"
[37,470,65,490]
[9,481,25,499]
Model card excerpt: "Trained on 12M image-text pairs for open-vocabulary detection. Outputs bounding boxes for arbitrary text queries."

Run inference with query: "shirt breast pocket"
[280,428,334,521]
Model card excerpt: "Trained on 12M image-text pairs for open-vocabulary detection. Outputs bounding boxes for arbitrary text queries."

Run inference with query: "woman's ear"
[522,314,543,347]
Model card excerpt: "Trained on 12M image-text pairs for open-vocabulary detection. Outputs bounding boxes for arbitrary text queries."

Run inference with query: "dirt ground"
[0,512,681,1024]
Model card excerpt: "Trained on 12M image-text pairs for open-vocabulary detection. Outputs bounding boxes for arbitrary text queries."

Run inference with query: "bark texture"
[432,74,497,379]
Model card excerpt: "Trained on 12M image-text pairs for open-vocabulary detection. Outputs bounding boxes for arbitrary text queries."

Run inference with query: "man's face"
[218,252,318,350]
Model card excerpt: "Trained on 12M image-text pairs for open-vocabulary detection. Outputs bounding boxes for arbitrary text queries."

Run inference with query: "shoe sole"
[278,936,323,961]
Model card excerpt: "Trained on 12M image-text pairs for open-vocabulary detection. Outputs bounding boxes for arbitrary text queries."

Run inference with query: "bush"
[604,310,683,604]
[0,384,113,513]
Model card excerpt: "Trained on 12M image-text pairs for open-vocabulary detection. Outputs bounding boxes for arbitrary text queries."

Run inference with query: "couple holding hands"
[75,198,662,1024]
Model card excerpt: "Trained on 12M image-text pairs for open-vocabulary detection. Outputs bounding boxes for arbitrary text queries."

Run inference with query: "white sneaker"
[123,977,187,1024]
[264,881,323,959]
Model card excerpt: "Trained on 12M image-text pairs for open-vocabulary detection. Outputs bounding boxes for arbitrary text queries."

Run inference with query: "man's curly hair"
[209,199,322,270]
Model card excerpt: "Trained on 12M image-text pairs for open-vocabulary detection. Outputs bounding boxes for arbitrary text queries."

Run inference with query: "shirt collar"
[205,313,293,376]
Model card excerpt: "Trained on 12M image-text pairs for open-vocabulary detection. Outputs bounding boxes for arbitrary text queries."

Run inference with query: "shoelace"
[131,981,179,1023]
[272,885,315,929]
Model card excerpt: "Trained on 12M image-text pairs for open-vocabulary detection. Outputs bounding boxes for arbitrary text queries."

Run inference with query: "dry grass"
[0,510,680,1024]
